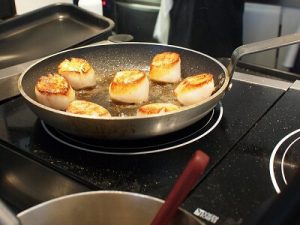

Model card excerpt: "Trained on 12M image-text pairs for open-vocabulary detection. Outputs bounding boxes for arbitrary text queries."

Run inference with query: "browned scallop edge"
[178,73,213,93]
[58,58,93,75]
[150,52,180,70]
[58,68,94,77]
[138,105,162,114]
[66,103,110,116]
[138,104,179,115]
[35,76,72,96]
[110,71,147,94]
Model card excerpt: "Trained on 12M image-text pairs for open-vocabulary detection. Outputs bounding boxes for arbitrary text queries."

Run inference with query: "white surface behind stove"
[242,3,281,68]
[78,0,103,15]
[242,3,300,71]
[278,7,300,70]
[14,0,103,16]
[14,0,73,14]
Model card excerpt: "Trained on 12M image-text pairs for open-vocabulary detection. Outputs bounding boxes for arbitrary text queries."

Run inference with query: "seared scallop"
[149,52,181,83]
[137,103,180,116]
[174,73,215,106]
[109,70,149,104]
[66,100,111,117]
[35,73,76,110]
[58,57,96,90]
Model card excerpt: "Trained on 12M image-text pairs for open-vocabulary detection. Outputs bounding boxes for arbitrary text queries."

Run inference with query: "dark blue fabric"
[290,48,300,74]
[168,0,244,57]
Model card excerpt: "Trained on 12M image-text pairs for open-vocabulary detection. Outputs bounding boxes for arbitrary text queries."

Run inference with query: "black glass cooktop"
[40,102,223,155]
[184,81,300,225]
[0,74,299,225]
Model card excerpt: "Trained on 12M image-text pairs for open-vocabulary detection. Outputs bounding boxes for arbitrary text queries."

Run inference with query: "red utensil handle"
[151,150,210,225]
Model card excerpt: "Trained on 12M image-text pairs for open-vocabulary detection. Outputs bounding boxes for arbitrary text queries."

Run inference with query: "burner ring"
[269,129,300,193]
[42,102,223,155]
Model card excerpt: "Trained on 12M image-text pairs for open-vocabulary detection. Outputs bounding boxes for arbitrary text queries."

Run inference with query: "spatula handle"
[151,150,210,225]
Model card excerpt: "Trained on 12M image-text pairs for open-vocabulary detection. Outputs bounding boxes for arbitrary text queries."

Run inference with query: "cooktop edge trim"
[233,72,292,90]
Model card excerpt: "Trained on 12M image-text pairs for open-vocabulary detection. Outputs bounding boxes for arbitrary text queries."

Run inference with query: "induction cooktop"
[0,67,299,225]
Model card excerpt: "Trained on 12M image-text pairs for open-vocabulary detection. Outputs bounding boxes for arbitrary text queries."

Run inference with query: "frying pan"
[18,33,300,140]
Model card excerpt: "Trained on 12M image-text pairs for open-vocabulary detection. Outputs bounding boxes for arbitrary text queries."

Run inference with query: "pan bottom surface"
[41,103,223,155]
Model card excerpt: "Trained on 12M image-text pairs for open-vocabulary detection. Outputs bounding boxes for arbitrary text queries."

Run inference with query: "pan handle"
[227,32,300,84]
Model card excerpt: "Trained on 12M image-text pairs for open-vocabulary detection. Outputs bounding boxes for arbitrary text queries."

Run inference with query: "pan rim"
[18,42,230,120]
[17,190,165,217]
[17,190,201,223]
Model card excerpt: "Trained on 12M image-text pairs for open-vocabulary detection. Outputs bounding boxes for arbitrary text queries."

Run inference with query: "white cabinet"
[242,3,281,68]
[242,2,300,70]
[277,7,300,70]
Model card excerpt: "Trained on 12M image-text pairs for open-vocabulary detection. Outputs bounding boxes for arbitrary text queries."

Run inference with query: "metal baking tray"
[0,3,115,70]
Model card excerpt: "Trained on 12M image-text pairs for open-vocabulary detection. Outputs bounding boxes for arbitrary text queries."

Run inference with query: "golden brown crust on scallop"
[150,52,180,68]
[58,58,92,74]
[109,70,147,94]
[137,103,180,115]
[66,100,111,117]
[35,73,71,95]
[175,73,214,95]
[149,52,181,83]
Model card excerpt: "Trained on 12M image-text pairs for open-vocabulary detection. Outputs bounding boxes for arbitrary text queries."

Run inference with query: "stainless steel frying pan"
[18,33,300,140]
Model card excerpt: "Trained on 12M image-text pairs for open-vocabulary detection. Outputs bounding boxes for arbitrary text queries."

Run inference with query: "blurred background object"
[290,49,300,73]
[242,3,281,68]
[2,0,300,73]
[114,0,160,42]
[77,0,103,15]
[168,0,245,58]
[14,0,72,14]
[0,0,16,20]
[242,2,300,73]
[153,0,172,44]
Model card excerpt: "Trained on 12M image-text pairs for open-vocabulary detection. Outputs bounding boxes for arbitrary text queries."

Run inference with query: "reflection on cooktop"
[41,103,223,155]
